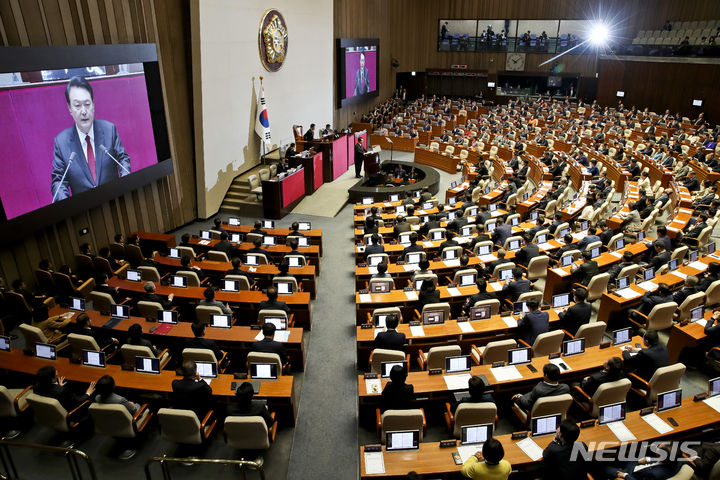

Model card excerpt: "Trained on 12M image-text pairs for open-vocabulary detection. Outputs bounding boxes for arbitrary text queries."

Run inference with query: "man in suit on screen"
[51,76,131,202]
[353,52,370,96]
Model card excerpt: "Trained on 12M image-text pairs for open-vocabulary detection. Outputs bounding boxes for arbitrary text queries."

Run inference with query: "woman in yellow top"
[460,438,512,480]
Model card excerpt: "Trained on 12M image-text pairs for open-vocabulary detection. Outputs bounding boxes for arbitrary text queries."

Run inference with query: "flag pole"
[259,76,265,160]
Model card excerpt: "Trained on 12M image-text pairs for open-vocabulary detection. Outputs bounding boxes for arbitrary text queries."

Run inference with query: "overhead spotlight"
[589,23,610,47]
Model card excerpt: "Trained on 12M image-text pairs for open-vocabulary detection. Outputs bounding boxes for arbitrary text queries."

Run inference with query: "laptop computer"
[422,310,445,325]
[513,301,528,315]
[563,338,585,356]
[389,194,399,202]
[580,221,589,231]
[709,377,720,397]
[221,279,239,293]
[210,314,232,328]
[612,327,632,346]
[170,275,187,288]
[642,267,655,281]
[511,217,520,226]
[689,250,699,262]
[532,414,561,436]
[431,230,444,241]
[486,222,496,232]
[708,242,716,255]
[508,347,532,365]
[450,181,457,189]
[362,197,373,205]
[476,244,491,256]
[264,316,288,330]
[395,206,406,215]
[262,236,277,246]
[445,355,472,373]
[443,249,458,261]
[406,253,422,264]
[168,248,180,259]
[262,220,275,229]
[126,269,142,282]
[298,222,311,231]
[276,281,293,294]
[159,310,178,324]
[458,273,476,286]
[135,356,160,374]
[638,230,646,242]
[0,335,10,352]
[598,402,626,425]
[690,305,704,322]
[112,304,129,319]
[668,259,679,271]
[499,269,514,281]
[448,196,457,206]
[381,361,408,378]
[530,211,539,221]
[297,237,310,247]
[196,361,218,379]
[230,233,243,243]
[82,350,106,368]
[250,363,278,380]
[70,297,86,311]
[371,281,392,293]
[552,293,570,309]
[656,389,682,412]
[245,254,260,265]
[590,247,601,259]
[423,202,434,210]
[200,230,212,240]
[286,256,302,267]
[461,424,493,446]
[385,430,420,451]
[536,233,548,244]
[489,203,497,212]
[35,343,56,360]
[470,305,492,320]
[616,276,630,290]
[615,238,625,251]
[228,217,240,226]
[561,255,574,267]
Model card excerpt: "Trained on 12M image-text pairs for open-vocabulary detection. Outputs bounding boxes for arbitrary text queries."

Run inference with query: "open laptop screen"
[82,350,106,368]
[690,306,704,321]
[200,230,212,240]
[298,222,311,231]
[0,335,10,352]
[196,361,218,379]
[561,255,573,267]
[499,269,513,281]
[381,361,407,378]
[170,275,187,288]
[35,343,56,360]
[70,297,86,311]
[276,281,293,294]
[508,347,531,365]
[422,310,445,325]
[613,327,632,346]
[250,363,278,379]
[459,273,476,286]
[135,356,160,374]
[168,248,180,259]
[709,377,720,397]
[262,220,275,229]
[461,424,493,445]
[112,305,129,319]
[656,389,682,412]
[371,281,392,293]
[552,293,570,308]
[386,430,420,451]
[210,314,232,328]
[590,247,601,259]
[470,305,491,320]
[563,338,585,356]
[159,310,178,324]
[262,236,277,246]
[264,317,287,330]
[222,279,239,293]
[228,217,240,226]
[643,268,655,281]
[445,355,471,373]
[532,414,561,436]
[126,269,142,282]
[598,402,626,425]
[616,276,630,290]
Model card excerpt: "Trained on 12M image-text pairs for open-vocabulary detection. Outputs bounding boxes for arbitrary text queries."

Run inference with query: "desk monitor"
[561,255,574,267]
[448,196,457,206]
[559,228,570,238]
[611,206,617,214]
[276,281,292,294]
[371,281,392,293]
[637,230,645,242]
[612,327,632,346]
[459,226,472,237]
[470,305,491,320]
[423,202,434,210]
[35,343,56,360]
[563,338,585,356]
[657,389,682,412]
[508,239,521,251]
[616,276,630,290]
[399,233,411,245]
[264,316,288,331]
[552,293,570,309]
[210,314,232,329]
[590,247,601,259]
[381,361,407,378]
[461,424,493,446]
[511,217,520,226]
[489,203,497,212]
[445,355,471,373]
[708,242,716,255]
[82,350,106,368]
[477,244,491,256]
[643,267,655,281]
[580,221,588,231]
[159,310,178,324]
[374,313,395,328]
[368,255,384,266]
[413,190,421,199]
[443,249,458,260]
[135,356,160,374]
[450,181,457,189]
[362,197,373,205]
[486,222,496,233]
[222,279,239,293]
[112,305,129,319]
[459,273,476,286]
[298,222,311,231]
[406,253,422,264]
[709,377,720,397]
[530,211,539,221]
[508,347,532,365]
[250,363,278,380]
[262,235,276,246]
[386,430,420,451]
[126,269,142,282]
[200,230,212,240]
[70,297,86,312]
[522,193,529,202]
[389,194,400,202]
[431,230,444,241]
[168,248,180,259]
[536,234,547,244]
[668,259,679,271]
[0,335,10,352]
[447,211,457,220]
[196,361,218,379]
[513,301,528,315]
[499,269,514,281]
[414,279,425,291]
[467,207,478,217]
[615,238,625,251]
[690,305,704,321]
[286,256,302,268]
[245,254,260,266]
[485,186,491,194]
[532,414,561,437]
[228,217,240,226]
[598,402,626,425]
[262,220,275,229]
[689,250,699,262]
[422,310,445,325]
[395,205,406,215]
[170,275,187,288]
[297,237,310,247]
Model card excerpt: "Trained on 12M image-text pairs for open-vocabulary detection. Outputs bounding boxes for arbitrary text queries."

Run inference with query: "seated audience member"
[73,312,118,349]
[374,314,406,351]
[227,382,275,428]
[514,233,539,268]
[93,272,123,303]
[252,322,290,368]
[512,364,570,411]
[500,267,531,303]
[33,310,74,340]
[98,246,121,271]
[517,298,548,346]
[542,419,588,479]
[380,364,414,411]
[186,322,224,363]
[34,365,95,412]
[460,438,512,480]
[225,257,253,282]
[94,374,139,415]
[577,357,624,397]
[607,251,635,282]
[249,221,265,235]
[212,217,227,235]
[672,275,698,306]
[410,259,433,284]
[288,221,305,237]
[697,261,720,291]
[274,261,294,280]
[365,233,385,257]
[140,281,174,309]
[393,216,411,238]
[179,233,194,247]
[258,286,290,315]
[246,238,268,258]
[463,279,497,315]
[171,360,213,419]
[621,330,669,380]
[570,250,599,286]
[647,242,670,271]
[213,232,235,256]
[12,278,49,321]
[402,232,424,257]
[372,261,392,280]
[199,286,232,315]
[629,283,673,319]
[557,288,592,335]
[178,255,201,274]
[417,278,441,310]
[453,375,493,412]
[126,323,160,357]
[364,217,379,235]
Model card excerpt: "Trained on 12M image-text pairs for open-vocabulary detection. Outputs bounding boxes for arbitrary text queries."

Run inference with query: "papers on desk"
[444,259,461,268]
[368,266,378,274]
[409,325,426,337]
[641,413,674,434]
[458,322,475,333]
[490,211,502,218]
[689,261,708,271]
[447,287,462,297]
[364,452,385,475]
[482,195,492,200]
[254,331,264,341]
[615,288,642,300]
[248,267,257,273]
[695,319,708,327]
[489,282,503,291]
[606,421,637,442]
[374,328,383,338]
[383,202,392,207]
[503,316,518,328]
[637,281,658,292]
[403,264,420,272]
[490,365,523,382]
[703,395,720,413]
[359,294,373,303]
[365,378,382,395]
[551,268,568,276]
[538,242,554,250]
[479,254,498,263]
[255,330,290,342]
[423,241,435,248]
[198,239,211,245]
[516,437,544,461]
[444,373,472,390]
[405,291,418,301]
[457,445,482,464]
[667,226,680,232]
[457,236,471,245]
[571,233,584,240]
[202,378,212,385]
[709,254,720,261]
[548,357,572,371]
[671,271,688,280]
[609,251,623,258]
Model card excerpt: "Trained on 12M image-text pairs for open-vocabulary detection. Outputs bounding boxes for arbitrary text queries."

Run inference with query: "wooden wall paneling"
[7,0,29,45]
[56,0,78,45]
[102,0,119,44]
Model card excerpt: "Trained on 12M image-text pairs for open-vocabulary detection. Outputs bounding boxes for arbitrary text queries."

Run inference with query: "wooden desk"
[370,134,418,153]
[414,147,460,174]
[189,238,321,270]
[108,277,313,330]
[222,224,323,254]
[0,349,298,426]
[667,310,713,363]
[135,232,176,249]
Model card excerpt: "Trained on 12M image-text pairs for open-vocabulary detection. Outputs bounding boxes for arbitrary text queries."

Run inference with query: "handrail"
[0,439,97,480]
[144,455,265,480]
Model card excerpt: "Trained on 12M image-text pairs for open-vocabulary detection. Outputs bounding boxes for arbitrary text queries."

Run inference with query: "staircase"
[218,165,266,217]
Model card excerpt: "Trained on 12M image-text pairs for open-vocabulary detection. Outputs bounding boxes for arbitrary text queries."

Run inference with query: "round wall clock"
[259,9,288,72]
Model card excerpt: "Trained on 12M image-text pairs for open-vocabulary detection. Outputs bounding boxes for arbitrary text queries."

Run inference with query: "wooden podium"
[363,152,380,177]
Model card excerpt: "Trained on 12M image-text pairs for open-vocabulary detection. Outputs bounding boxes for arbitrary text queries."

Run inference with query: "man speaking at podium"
[51,76,131,202]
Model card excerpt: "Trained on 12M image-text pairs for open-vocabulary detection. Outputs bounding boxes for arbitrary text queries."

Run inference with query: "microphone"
[99,144,131,175]
[52,151,76,203]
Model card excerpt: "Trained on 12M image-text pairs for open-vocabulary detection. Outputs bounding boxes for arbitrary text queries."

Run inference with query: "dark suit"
[374,329,406,351]
[252,337,289,366]
[542,441,589,479]
[518,310,549,346]
[559,302,592,336]
[418,290,441,310]
[515,243,540,267]
[380,382,414,411]
[34,383,90,413]
[171,377,213,419]
[213,240,235,256]
[501,279,531,302]
[516,381,570,410]
[622,344,669,380]
[303,130,314,142]
[226,398,274,427]
[354,66,370,95]
[580,369,623,397]
[51,120,131,202]
[95,284,122,303]
[636,292,673,316]
[354,141,366,176]
[648,250,671,272]
[185,337,223,362]
[491,224,513,246]
[572,260,599,286]
[258,299,290,316]
[672,286,697,306]
[140,292,172,310]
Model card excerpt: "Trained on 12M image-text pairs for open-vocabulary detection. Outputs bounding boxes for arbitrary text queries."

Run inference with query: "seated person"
[577,357,624,397]
[186,322,224,363]
[621,330,668,380]
[570,250,599,286]
[213,232,235,256]
[258,286,290,315]
[374,314,406,351]
[126,323,160,357]
[225,257,253,282]
[33,310,74,340]
[460,438,511,480]
[365,233,385,257]
[252,322,290,368]
[607,251,636,283]
[171,360,214,419]
[94,374,139,415]
[274,261,294,279]
[249,221,265,235]
[410,259,433,284]
[462,278,497,315]
[199,286,232,315]
[227,382,275,428]
[557,288,592,336]
[34,365,95,412]
[371,261,392,280]
[178,255,201,274]
[417,278,440,310]
[500,267,531,303]
[402,232,424,257]
[452,375,493,412]
[542,419,588,479]
[380,364,414,411]
[93,272,123,303]
[393,216,411,237]
[517,298,549,346]
[178,233,194,248]
[512,364,570,412]
[140,281,174,310]
[629,283,672,320]
[73,312,118,349]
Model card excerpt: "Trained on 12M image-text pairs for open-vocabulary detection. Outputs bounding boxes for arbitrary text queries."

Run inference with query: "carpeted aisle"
[291,169,359,217]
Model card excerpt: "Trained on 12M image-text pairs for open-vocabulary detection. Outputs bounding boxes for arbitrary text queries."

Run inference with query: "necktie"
[85,134,96,184]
